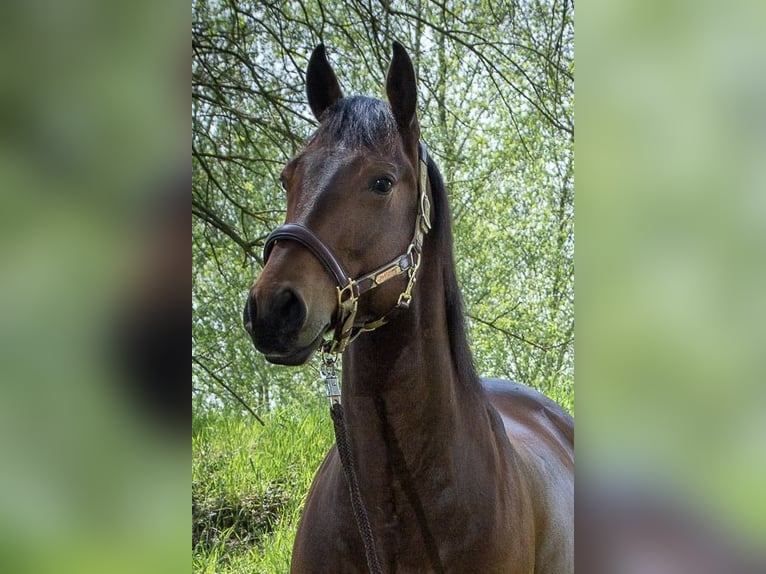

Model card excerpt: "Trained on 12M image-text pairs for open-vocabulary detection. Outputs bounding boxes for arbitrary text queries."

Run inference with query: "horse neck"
[340,238,485,477]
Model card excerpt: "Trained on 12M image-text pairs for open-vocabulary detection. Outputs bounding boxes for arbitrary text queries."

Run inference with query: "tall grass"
[192,385,573,572]
[192,400,333,573]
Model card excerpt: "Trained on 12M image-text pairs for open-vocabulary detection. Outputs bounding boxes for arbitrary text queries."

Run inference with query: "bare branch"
[192,356,265,425]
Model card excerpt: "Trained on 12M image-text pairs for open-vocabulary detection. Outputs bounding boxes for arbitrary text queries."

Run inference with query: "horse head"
[244,43,428,365]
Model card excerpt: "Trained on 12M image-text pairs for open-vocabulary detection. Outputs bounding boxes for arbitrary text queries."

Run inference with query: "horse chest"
[292,461,533,574]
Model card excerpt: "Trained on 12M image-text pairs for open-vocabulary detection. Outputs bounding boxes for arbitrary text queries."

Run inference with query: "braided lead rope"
[330,402,384,574]
[321,354,383,573]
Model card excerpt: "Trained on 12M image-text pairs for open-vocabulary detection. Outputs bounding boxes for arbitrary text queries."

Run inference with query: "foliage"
[192,0,574,416]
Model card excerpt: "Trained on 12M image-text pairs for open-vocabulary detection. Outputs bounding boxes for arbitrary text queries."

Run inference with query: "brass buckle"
[419,184,432,233]
[396,248,420,309]
[330,280,359,353]
[337,280,357,307]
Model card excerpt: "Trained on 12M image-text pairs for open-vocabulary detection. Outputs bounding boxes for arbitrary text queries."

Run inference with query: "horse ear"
[386,41,418,131]
[306,44,343,121]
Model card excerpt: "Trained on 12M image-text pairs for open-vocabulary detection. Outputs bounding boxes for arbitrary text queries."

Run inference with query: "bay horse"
[244,42,573,574]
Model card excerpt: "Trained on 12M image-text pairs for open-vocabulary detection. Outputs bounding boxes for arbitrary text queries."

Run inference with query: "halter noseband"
[263,142,432,354]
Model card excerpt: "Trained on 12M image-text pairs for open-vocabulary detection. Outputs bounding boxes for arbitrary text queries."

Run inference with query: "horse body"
[285,165,573,571]
[290,287,572,573]
[244,43,573,574]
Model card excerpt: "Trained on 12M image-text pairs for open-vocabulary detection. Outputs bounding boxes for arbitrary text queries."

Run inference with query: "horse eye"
[371,177,393,194]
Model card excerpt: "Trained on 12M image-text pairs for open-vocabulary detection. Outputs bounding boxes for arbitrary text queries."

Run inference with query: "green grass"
[192,401,333,573]
[192,384,573,572]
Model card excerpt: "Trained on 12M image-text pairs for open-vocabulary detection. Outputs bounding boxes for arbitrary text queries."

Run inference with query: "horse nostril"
[273,287,306,331]
[244,286,307,344]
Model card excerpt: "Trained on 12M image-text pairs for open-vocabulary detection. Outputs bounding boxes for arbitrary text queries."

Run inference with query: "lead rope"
[321,354,384,574]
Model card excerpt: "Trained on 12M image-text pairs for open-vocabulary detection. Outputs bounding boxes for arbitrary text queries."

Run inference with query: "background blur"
[578,0,766,569]
[0,0,763,572]
[0,0,188,572]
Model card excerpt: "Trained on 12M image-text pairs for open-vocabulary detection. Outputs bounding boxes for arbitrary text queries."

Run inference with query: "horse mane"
[319,96,480,389]
[318,96,397,149]
[425,155,481,389]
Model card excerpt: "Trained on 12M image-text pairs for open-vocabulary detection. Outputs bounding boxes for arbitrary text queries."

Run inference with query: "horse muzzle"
[243,283,327,365]
[244,242,338,365]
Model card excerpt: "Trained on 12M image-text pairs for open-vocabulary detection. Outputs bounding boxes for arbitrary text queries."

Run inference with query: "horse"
[244,42,573,574]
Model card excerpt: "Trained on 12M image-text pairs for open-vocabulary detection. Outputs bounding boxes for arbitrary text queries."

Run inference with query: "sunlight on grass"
[192,401,333,572]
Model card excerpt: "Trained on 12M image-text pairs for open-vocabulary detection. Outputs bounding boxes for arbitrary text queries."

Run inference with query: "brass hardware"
[320,352,341,405]
[373,264,402,285]
[396,249,420,309]
[328,280,360,354]
[419,160,432,232]
[337,280,357,305]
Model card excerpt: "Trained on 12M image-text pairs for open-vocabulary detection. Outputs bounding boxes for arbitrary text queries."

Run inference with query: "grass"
[192,400,333,573]
[192,382,573,572]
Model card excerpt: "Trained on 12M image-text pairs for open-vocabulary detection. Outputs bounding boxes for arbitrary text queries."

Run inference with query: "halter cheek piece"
[263,142,432,354]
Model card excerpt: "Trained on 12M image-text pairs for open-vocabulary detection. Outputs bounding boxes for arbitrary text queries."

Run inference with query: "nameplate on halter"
[374,265,402,285]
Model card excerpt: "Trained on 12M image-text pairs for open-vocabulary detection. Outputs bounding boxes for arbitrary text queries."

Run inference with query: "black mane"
[319,96,398,149]
[425,156,481,388]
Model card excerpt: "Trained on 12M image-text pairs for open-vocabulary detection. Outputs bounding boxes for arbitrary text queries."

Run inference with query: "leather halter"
[263,141,432,354]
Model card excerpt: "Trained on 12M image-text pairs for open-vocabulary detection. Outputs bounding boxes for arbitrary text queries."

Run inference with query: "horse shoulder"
[482,378,574,574]
[482,378,573,460]
[291,447,364,574]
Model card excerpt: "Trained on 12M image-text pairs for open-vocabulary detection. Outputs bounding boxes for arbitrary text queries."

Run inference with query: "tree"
[192,0,574,415]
